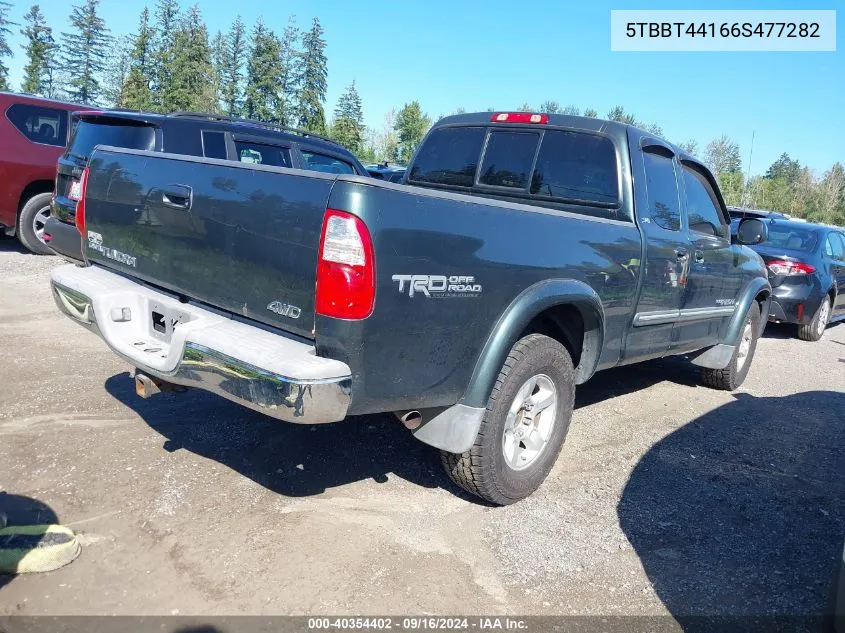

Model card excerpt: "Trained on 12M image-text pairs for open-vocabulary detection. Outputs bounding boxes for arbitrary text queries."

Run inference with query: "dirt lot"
[1,236,843,619]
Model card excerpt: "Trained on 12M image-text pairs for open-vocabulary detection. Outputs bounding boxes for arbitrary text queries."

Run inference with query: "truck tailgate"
[82,148,335,339]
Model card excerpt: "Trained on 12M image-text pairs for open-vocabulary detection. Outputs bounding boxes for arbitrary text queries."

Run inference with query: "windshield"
[765,225,820,252]
[68,119,156,161]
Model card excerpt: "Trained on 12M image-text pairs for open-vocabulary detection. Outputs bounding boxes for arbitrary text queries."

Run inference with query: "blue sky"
[4,0,842,175]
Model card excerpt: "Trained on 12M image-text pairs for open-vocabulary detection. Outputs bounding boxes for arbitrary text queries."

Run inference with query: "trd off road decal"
[392,274,482,298]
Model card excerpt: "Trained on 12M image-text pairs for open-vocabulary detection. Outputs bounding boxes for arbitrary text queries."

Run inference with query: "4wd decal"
[392,275,482,298]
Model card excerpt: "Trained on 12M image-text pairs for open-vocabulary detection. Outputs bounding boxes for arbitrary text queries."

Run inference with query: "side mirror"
[735,218,768,246]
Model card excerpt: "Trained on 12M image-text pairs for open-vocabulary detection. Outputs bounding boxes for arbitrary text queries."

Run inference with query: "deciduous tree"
[704,135,742,175]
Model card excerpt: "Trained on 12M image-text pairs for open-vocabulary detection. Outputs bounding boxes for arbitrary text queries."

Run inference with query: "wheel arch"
[729,277,772,344]
[17,181,55,224]
[460,279,604,409]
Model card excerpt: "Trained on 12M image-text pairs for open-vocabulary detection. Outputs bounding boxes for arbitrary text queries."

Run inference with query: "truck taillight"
[74,166,90,236]
[767,259,815,276]
[490,112,549,124]
[315,209,375,320]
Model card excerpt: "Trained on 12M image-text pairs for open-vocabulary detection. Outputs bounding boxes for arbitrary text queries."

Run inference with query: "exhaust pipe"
[395,410,423,430]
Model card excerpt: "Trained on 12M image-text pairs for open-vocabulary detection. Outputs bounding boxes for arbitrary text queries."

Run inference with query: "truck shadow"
[0,492,60,590]
[617,391,845,629]
[575,355,700,409]
[103,373,474,500]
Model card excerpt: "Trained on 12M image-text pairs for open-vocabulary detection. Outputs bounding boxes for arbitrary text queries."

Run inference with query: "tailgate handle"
[162,185,192,209]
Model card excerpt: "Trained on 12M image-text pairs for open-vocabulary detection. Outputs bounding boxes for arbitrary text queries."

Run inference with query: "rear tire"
[797,296,830,342]
[17,192,54,255]
[702,301,761,391]
[440,333,575,505]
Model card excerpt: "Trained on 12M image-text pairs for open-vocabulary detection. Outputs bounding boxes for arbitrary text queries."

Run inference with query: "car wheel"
[440,333,575,505]
[17,192,54,255]
[702,301,761,391]
[797,295,831,342]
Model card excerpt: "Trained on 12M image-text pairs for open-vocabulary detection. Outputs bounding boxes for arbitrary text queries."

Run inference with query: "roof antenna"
[741,130,755,208]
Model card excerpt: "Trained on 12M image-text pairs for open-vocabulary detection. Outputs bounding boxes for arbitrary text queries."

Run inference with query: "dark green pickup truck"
[50,112,771,504]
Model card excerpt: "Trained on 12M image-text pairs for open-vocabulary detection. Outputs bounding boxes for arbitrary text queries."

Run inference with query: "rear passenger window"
[826,233,845,259]
[202,131,227,159]
[6,104,68,147]
[530,131,618,206]
[642,151,681,231]
[682,166,727,237]
[300,151,355,175]
[235,141,291,168]
[478,131,539,189]
[409,126,485,188]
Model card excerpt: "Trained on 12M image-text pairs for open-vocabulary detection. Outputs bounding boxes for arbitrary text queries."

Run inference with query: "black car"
[750,218,845,340]
[46,111,369,261]
[727,206,789,235]
[365,163,406,183]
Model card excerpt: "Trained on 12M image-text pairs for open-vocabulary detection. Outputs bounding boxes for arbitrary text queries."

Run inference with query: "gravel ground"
[1,235,843,620]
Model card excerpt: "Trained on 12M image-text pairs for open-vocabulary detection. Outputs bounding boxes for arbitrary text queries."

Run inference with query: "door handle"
[162,184,192,209]
[675,247,688,259]
[694,251,705,263]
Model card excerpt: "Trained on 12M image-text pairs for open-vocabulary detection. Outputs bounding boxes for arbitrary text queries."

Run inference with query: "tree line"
[0,1,842,224]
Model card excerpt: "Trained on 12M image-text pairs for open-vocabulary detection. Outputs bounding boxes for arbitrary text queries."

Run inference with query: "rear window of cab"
[409,126,619,208]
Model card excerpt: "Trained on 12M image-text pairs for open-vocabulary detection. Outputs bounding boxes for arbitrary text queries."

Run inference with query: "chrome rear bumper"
[50,264,352,424]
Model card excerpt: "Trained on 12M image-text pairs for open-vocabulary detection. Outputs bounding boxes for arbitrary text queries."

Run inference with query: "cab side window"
[642,150,681,231]
[682,166,726,238]
[235,141,291,168]
[300,150,355,175]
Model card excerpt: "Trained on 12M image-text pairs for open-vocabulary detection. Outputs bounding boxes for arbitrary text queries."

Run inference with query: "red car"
[0,92,88,254]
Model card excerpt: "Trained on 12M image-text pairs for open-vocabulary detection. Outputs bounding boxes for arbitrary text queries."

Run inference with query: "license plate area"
[69,179,82,201]
[148,301,193,344]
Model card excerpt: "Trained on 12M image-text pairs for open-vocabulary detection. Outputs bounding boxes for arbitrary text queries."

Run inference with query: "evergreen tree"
[561,105,580,116]
[394,101,431,164]
[518,102,532,112]
[167,5,216,112]
[220,15,245,116]
[102,38,131,107]
[243,18,281,121]
[583,108,598,118]
[151,0,180,111]
[330,81,364,153]
[211,29,226,113]
[0,1,15,91]
[276,16,299,125]
[294,17,327,133]
[59,0,112,103]
[121,7,155,111]
[20,5,56,96]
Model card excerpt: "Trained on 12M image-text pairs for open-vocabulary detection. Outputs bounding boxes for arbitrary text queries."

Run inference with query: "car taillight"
[767,259,816,276]
[74,167,89,236]
[490,112,549,124]
[315,209,375,320]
